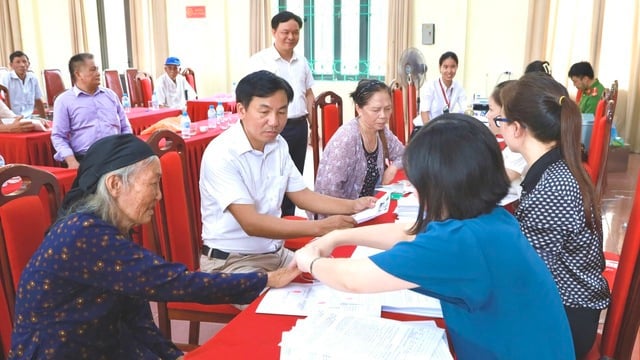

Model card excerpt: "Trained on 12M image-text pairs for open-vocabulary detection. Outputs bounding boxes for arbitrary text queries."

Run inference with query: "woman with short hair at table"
[314,80,404,210]
[9,134,299,359]
[500,73,610,359]
[295,114,574,359]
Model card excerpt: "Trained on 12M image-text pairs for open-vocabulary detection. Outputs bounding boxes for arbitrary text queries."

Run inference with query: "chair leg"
[157,302,172,340]
[188,321,200,345]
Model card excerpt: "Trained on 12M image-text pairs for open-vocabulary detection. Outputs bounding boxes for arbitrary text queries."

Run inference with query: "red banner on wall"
[186,6,206,18]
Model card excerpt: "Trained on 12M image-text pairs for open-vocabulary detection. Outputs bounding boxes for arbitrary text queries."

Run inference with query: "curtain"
[523,0,550,66]
[129,0,169,78]
[0,0,22,64]
[69,0,88,54]
[385,0,411,84]
[249,0,272,55]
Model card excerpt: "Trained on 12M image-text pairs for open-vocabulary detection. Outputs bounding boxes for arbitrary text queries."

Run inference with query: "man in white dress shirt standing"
[248,11,315,216]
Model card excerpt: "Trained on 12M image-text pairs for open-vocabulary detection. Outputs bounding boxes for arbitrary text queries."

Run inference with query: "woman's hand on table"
[266,266,301,288]
[381,164,399,185]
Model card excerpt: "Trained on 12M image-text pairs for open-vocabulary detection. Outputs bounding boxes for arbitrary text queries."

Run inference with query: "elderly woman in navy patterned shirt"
[9,134,299,360]
[499,73,610,359]
[314,80,404,216]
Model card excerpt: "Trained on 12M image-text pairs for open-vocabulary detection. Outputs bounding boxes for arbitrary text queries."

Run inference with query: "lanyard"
[438,78,451,110]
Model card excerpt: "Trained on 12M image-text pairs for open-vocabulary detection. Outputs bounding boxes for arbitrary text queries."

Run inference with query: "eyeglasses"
[493,115,513,128]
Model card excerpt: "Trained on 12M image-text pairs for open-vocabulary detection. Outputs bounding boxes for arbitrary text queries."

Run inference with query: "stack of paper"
[256,282,442,318]
[280,313,452,360]
[395,192,420,222]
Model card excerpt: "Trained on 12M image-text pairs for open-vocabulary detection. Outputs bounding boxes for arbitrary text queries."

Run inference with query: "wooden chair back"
[104,69,124,100]
[311,91,343,179]
[183,68,197,93]
[146,130,238,350]
[43,69,66,107]
[137,73,154,105]
[126,68,143,107]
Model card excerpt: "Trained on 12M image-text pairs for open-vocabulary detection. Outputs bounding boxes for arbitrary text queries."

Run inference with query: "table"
[127,107,181,135]
[185,196,450,360]
[0,108,182,167]
[0,131,58,167]
[187,94,237,121]
[186,246,447,360]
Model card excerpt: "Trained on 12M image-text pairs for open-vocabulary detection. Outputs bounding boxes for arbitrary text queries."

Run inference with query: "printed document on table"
[257,282,442,318]
[280,313,448,360]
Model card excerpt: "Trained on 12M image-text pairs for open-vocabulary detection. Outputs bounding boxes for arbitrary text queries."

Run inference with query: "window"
[274,0,388,81]
[96,0,132,71]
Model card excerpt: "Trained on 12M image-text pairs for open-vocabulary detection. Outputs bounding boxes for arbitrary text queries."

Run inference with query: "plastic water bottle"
[151,92,159,110]
[122,94,131,113]
[0,154,5,167]
[181,111,191,139]
[207,105,217,129]
[216,102,227,129]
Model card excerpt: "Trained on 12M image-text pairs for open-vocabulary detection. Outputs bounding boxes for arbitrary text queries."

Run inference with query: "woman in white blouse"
[419,51,467,125]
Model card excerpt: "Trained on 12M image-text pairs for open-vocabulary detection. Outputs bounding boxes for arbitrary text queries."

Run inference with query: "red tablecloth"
[0,108,181,167]
[187,95,237,121]
[127,107,182,135]
[0,131,58,166]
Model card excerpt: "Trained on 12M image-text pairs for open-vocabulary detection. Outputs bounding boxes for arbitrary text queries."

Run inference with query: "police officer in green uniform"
[568,61,605,114]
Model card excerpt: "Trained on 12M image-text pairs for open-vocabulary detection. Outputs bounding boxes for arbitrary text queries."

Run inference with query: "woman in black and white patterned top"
[499,73,610,359]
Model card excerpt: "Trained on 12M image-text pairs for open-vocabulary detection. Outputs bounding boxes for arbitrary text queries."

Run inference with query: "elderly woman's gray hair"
[67,156,159,226]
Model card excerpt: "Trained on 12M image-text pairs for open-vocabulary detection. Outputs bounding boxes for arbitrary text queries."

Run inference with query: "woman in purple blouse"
[314,80,404,213]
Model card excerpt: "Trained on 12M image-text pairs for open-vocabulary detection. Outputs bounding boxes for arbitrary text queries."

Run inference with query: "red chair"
[0,165,61,353]
[137,73,154,105]
[0,85,10,110]
[183,68,197,93]
[389,81,407,144]
[584,81,618,197]
[311,91,343,179]
[125,68,143,107]
[43,69,66,107]
[104,69,124,100]
[584,171,640,359]
[146,130,239,350]
[1,275,11,359]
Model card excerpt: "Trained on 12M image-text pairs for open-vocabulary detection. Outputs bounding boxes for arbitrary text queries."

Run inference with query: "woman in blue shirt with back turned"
[294,113,574,359]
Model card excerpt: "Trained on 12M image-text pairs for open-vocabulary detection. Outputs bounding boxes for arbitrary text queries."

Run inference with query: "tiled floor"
[158,149,640,355]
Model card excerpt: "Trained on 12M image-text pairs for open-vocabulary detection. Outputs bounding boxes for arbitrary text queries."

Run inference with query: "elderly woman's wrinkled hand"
[266,266,301,288]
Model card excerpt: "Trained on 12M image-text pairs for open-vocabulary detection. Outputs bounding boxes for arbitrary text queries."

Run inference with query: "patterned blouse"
[9,213,267,359]
[515,148,610,309]
[359,144,379,197]
[315,117,404,201]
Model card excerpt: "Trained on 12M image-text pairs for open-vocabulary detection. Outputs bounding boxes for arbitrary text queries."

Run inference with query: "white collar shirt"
[1,70,43,117]
[199,122,307,253]
[248,45,314,119]
[419,77,467,118]
[155,73,197,109]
